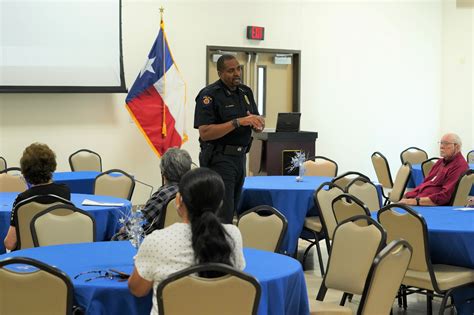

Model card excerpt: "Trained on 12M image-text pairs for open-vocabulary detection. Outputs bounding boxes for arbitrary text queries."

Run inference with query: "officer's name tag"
[225,104,235,108]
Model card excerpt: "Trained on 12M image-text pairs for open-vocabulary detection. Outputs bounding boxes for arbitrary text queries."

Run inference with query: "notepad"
[82,199,124,207]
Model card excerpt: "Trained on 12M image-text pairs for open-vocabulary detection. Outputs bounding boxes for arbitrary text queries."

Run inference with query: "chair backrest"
[332,193,371,225]
[0,157,6,172]
[237,205,287,253]
[377,204,430,273]
[31,204,96,247]
[358,240,412,315]
[160,197,182,229]
[467,150,474,164]
[346,177,381,212]
[15,195,74,250]
[450,169,474,206]
[317,216,386,299]
[0,257,73,315]
[303,156,338,177]
[388,163,411,203]
[157,263,261,315]
[314,182,345,241]
[69,149,102,172]
[0,172,28,192]
[400,147,428,165]
[371,152,393,189]
[421,157,440,178]
[93,169,135,200]
[332,171,370,190]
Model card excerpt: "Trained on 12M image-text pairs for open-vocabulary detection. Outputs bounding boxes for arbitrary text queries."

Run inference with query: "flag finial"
[159,6,164,23]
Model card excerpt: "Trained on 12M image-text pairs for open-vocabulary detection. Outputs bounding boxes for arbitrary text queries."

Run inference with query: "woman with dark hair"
[128,167,245,314]
[4,143,70,250]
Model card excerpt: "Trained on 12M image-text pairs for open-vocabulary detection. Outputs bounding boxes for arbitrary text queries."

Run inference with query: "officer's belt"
[214,144,248,156]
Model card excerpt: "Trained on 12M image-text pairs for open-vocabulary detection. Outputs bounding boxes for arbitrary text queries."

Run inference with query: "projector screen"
[0,0,127,93]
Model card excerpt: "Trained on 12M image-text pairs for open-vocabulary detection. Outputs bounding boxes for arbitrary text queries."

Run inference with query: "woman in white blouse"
[128,167,245,315]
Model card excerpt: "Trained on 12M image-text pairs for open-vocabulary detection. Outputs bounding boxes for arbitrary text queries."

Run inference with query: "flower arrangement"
[118,206,146,248]
[287,151,306,182]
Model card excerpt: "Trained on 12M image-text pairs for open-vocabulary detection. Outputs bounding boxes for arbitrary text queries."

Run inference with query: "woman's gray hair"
[160,148,192,183]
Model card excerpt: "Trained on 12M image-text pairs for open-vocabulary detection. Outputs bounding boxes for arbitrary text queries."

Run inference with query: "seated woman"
[128,168,245,314]
[3,143,71,251]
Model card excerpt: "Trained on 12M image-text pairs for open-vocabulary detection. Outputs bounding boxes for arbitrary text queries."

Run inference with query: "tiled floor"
[297,239,453,314]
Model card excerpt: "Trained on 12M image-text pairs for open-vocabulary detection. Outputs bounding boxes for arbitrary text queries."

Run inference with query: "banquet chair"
[0,171,28,192]
[0,257,74,315]
[310,240,412,315]
[421,157,440,178]
[449,169,474,206]
[371,151,394,189]
[31,204,96,247]
[346,177,381,212]
[467,150,474,164]
[301,182,344,275]
[93,169,135,200]
[377,204,474,314]
[69,148,102,172]
[332,171,370,190]
[155,196,181,230]
[332,194,371,225]
[0,156,6,172]
[157,263,260,315]
[400,147,428,165]
[15,194,74,250]
[237,205,287,253]
[315,216,386,309]
[303,156,338,177]
[386,163,411,205]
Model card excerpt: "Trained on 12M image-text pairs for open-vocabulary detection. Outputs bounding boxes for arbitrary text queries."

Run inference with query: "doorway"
[206,46,301,129]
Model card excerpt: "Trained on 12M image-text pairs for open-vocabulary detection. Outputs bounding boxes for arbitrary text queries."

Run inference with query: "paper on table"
[453,207,474,211]
[82,199,124,207]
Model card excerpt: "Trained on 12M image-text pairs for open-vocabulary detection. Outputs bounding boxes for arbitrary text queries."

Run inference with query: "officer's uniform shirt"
[194,80,259,147]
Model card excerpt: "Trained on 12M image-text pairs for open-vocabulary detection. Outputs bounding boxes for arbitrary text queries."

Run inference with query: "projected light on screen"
[0,0,127,93]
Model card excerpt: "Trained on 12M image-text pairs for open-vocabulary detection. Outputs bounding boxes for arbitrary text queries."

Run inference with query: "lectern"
[249,131,318,176]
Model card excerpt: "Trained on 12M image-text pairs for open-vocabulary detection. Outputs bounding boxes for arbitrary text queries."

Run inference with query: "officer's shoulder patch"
[202,95,213,105]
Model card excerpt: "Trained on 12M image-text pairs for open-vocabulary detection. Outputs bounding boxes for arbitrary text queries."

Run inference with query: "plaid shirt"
[142,183,179,234]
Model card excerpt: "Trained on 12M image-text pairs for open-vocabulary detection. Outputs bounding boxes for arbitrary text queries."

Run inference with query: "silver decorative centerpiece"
[287,151,306,182]
[118,206,146,249]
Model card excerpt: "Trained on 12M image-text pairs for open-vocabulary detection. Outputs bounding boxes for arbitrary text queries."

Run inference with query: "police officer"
[194,54,265,223]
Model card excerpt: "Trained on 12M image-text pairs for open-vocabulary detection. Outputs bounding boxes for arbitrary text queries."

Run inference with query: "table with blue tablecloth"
[239,176,333,255]
[0,192,130,254]
[373,206,474,314]
[0,241,309,315]
[408,164,474,195]
[53,171,101,194]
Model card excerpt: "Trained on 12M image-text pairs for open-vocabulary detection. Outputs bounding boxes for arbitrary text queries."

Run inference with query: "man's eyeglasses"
[438,141,456,146]
[74,269,130,282]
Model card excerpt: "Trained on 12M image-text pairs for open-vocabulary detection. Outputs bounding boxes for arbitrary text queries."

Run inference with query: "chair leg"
[427,291,433,315]
[397,287,403,307]
[302,242,315,270]
[340,293,351,306]
[402,285,408,309]
[314,238,325,276]
[438,290,452,315]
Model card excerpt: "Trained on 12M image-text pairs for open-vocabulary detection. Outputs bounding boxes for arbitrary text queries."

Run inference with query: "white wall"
[0,0,471,204]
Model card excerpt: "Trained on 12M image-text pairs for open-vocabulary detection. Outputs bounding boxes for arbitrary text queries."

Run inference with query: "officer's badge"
[202,95,212,105]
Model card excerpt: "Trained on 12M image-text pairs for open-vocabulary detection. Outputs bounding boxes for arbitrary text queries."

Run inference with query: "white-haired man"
[400,133,469,206]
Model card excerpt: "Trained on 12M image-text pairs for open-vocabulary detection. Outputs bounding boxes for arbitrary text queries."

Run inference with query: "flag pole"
[159,6,167,137]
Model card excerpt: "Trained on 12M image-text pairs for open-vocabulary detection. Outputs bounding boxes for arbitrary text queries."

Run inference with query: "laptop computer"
[275,112,301,132]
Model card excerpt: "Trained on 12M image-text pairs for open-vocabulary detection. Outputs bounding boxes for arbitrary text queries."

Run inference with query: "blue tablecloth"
[373,206,474,314]
[239,176,333,255]
[409,164,474,195]
[53,171,101,194]
[0,192,131,254]
[0,242,309,315]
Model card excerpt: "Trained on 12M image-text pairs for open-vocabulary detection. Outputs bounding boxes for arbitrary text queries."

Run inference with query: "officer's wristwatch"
[231,118,240,129]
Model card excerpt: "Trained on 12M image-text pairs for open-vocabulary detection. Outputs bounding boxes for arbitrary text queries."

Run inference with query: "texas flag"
[125,19,187,157]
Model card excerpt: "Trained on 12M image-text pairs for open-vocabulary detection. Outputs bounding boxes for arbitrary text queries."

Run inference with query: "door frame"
[206,45,301,112]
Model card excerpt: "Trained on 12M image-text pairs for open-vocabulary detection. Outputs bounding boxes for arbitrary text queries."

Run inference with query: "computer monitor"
[275,112,301,132]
